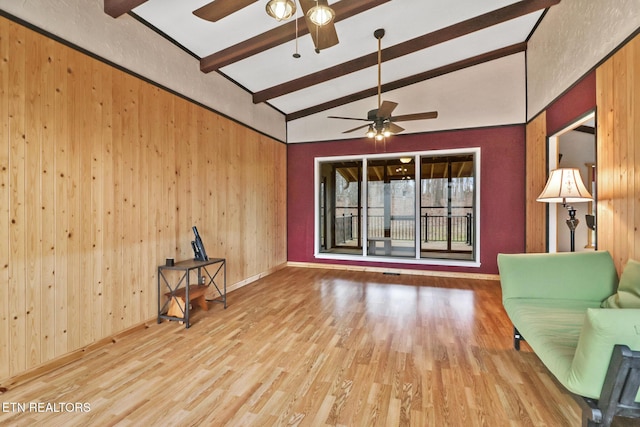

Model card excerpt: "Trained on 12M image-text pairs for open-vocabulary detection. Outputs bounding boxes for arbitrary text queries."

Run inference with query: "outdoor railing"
[335,214,354,244]
[333,209,473,245]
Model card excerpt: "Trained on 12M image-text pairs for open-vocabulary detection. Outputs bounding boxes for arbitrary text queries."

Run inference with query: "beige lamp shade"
[537,168,593,204]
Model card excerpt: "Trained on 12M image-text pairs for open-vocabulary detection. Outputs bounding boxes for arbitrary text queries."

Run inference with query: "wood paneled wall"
[0,17,287,381]
[596,34,640,274]
[525,33,640,270]
[525,111,547,253]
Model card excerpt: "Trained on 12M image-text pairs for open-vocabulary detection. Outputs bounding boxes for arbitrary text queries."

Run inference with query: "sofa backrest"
[498,251,618,302]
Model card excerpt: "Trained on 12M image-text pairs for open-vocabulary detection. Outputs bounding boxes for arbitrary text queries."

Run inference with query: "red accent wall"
[287,125,526,275]
[546,71,596,135]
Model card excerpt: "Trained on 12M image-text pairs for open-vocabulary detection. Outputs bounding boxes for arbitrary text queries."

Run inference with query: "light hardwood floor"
[0,267,633,426]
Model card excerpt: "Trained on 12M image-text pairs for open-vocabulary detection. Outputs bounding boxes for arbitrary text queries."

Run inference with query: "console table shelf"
[157,258,226,328]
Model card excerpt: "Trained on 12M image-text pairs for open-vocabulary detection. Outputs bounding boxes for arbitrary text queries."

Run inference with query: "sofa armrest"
[498,251,618,303]
[577,344,640,427]
[567,308,640,401]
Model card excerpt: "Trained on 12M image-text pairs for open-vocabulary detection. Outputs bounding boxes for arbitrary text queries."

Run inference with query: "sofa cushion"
[503,298,600,385]
[602,259,640,308]
[505,299,640,401]
[498,251,618,303]
[569,308,640,401]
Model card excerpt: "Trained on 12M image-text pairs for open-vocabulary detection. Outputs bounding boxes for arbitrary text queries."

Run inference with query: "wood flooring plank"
[0,267,606,426]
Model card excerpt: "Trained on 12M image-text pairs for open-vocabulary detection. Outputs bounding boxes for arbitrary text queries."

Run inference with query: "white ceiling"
[129,0,552,143]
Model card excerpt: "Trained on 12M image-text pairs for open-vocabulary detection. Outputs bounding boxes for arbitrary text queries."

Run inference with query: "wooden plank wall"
[596,34,640,274]
[0,17,287,380]
[525,33,640,269]
[525,111,547,253]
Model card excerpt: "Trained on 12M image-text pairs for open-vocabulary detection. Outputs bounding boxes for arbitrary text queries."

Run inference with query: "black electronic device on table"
[191,226,209,261]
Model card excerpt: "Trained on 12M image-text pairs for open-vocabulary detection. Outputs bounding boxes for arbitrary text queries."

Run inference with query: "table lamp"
[537,168,593,252]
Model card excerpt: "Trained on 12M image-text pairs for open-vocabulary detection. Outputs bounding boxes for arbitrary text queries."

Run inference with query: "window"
[315,149,480,267]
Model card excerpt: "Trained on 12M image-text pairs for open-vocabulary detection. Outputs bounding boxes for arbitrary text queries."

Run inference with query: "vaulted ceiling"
[104,0,560,142]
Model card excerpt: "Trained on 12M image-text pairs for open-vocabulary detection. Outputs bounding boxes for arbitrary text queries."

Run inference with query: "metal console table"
[157,258,226,328]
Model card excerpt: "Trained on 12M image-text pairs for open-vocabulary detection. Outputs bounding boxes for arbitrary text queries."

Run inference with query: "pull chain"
[293,5,300,58]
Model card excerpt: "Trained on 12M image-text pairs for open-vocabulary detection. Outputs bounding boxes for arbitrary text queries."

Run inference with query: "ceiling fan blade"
[387,122,405,134]
[328,115,369,122]
[390,111,439,122]
[299,0,339,51]
[193,0,258,22]
[343,124,371,134]
[307,20,339,51]
[376,101,398,119]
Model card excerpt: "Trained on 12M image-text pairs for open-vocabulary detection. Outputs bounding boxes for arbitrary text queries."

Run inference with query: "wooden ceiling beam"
[286,42,526,121]
[193,0,258,22]
[255,0,558,104]
[104,0,148,18]
[199,0,391,73]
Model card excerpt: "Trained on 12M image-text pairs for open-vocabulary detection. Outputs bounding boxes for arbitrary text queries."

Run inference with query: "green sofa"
[497,251,640,427]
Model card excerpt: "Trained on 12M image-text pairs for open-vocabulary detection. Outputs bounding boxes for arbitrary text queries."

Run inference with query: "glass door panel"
[366,158,415,257]
[420,155,475,260]
[318,160,362,255]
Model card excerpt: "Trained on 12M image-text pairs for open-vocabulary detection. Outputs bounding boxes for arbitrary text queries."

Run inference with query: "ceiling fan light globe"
[307,5,335,26]
[365,125,375,138]
[375,133,384,141]
[266,0,296,21]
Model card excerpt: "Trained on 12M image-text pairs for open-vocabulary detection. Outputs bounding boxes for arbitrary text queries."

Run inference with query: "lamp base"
[565,205,579,252]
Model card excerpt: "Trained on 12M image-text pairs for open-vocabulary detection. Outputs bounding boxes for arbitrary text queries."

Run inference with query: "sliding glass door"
[316,149,479,266]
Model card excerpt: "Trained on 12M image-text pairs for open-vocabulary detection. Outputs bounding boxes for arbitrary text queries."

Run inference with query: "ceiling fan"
[329,28,438,140]
[192,0,338,52]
